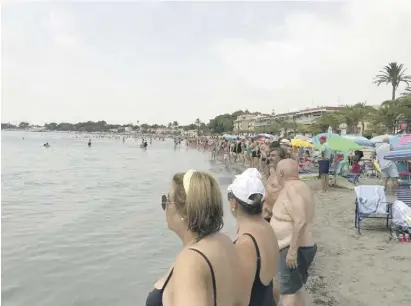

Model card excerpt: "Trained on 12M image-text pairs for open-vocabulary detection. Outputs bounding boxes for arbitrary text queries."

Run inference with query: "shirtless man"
[271,159,317,306]
[262,146,291,222]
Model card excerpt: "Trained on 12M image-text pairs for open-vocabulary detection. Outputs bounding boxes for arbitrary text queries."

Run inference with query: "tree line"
[2,62,410,136]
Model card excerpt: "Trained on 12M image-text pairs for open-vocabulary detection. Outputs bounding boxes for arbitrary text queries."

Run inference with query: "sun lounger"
[354,185,392,234]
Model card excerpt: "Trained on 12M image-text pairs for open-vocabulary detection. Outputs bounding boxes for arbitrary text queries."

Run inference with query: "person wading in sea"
[271,159,317,306]
[146,170,243,306]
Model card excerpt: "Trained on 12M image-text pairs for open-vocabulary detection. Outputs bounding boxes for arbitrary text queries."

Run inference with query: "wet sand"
[229,163,411,305]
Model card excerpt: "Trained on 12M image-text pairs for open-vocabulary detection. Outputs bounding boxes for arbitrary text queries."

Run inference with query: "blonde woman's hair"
[172,171,224,239]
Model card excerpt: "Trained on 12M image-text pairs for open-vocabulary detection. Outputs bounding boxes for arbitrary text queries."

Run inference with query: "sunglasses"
[161,195,168,210]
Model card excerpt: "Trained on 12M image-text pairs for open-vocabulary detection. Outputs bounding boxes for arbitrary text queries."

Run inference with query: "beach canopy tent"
[370,134,396,144]
[384,149,411,161]
[313,133,374,147]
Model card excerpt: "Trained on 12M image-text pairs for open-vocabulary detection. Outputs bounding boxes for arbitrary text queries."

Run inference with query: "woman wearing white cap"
[228,171,279,306]
[147,170,243,306]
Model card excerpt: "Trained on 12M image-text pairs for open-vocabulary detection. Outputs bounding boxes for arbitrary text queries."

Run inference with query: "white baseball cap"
[227,175,265,205]
[235,168,262,180]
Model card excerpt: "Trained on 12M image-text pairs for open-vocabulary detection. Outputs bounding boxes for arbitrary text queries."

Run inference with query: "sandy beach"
[299,179,410,306]
[228,163,410,305]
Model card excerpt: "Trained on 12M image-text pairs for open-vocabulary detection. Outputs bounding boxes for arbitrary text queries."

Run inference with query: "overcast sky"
[2,1,411,126]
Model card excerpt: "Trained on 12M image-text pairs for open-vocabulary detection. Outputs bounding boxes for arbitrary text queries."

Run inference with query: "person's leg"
[381,170,389,191]
[273,278,280,304]
[389,164,399,192]
[277,247,305,306]
[281,290,305,306]
[324,174,329,192]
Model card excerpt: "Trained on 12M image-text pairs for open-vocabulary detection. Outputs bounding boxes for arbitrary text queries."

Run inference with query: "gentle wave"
[1,132,237,306]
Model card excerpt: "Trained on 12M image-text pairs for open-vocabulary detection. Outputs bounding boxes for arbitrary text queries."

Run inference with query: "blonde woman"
[146,170,243,306]
[228,171,279,306]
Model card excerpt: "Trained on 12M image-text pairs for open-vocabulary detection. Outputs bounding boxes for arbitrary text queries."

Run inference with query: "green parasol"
[314,135,361,151]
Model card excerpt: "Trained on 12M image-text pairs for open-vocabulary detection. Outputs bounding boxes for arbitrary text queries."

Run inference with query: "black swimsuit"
[146,248,217,306]
[146,269,174,306]
[234,233,276,306]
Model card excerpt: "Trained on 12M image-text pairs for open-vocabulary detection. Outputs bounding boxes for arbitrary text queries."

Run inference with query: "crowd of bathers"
[147,148,316,306]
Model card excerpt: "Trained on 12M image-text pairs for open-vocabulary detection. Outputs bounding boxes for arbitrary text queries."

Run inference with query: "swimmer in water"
[43,142,50,147]
[88,139,91,147]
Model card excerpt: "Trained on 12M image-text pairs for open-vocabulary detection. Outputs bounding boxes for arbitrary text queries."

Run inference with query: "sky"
[2,0,411,126]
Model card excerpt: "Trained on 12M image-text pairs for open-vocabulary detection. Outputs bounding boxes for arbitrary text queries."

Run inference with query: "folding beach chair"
[354,185,393,234]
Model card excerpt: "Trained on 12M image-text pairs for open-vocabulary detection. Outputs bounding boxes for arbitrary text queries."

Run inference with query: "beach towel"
[354,185,388,215]
[392,200,411,227]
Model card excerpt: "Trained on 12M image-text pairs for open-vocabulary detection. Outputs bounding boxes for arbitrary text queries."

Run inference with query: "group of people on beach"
[147,143,316,306]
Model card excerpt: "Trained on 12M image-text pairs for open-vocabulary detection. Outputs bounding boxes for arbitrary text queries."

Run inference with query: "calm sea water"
[1,131,237,306]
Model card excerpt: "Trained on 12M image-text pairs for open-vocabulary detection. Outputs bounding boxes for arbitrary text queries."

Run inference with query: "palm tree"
[373,62,411,100]
[351,102,375,135]
[368,99,408,133]
[334,105,361,134]
[402,86,411,96]
[195,118,201,136]
[312,113,340,133]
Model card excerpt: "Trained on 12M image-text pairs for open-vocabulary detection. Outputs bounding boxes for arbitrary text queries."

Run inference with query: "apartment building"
[274,106,344,125]
[233,114,259,131]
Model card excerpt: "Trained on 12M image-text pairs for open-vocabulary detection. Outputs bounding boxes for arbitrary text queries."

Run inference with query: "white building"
[274,107,344,125]
[233,114,259,131]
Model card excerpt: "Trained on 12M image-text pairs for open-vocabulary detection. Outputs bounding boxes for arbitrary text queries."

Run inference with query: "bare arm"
[234,236,258,306]
[171,250,209,306]
[263,171,281,219]
[286,186,307,253]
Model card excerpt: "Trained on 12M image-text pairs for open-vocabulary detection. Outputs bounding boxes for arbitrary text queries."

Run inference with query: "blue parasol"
[384,149,411,161]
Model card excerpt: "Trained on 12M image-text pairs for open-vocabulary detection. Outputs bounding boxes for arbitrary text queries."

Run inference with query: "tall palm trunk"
[392,85,396,101]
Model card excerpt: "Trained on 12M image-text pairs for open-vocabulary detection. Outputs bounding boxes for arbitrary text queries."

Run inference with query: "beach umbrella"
[342,134,374,147]
[397,134,411,146]
[384,149,411,161]
[223,134,237,140]
[314,135,362,151]
[393,144,411,151]
[294,135,311,142]
[291,139,312,147]
[257,133,274,139]
[370,134,395,143]
[312,133,340,144]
